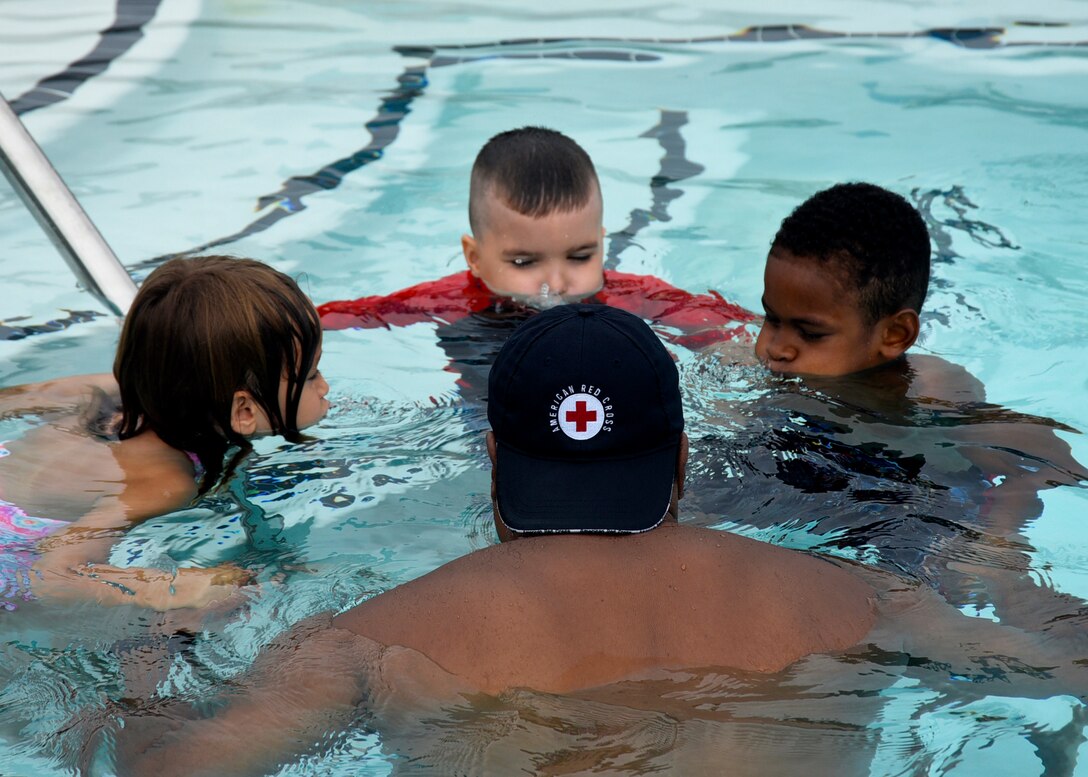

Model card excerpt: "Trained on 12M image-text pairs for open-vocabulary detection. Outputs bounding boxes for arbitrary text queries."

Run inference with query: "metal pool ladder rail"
[0,91,137,317]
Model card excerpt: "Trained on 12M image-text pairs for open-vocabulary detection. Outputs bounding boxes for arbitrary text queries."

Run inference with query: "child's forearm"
[0,374,116,420]
[597,271,758,348]
[34,513,249,610]
[318,271,484,330]
[1,379,80,420]
[35,558,248,610]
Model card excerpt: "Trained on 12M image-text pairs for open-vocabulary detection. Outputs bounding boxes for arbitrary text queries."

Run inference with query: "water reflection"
[682,352,1087,639]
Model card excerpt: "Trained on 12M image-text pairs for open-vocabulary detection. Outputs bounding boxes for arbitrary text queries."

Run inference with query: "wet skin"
[461,187,605,301]
[755,250,908,377]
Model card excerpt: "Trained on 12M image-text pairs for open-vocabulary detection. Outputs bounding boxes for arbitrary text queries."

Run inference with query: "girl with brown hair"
[0,256,328,611]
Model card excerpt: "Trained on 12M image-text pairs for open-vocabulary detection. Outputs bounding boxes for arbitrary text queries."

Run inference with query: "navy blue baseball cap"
[487,304,684,533]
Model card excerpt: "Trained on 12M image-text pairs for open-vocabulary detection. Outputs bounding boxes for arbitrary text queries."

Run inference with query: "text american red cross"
[565,400,597,432]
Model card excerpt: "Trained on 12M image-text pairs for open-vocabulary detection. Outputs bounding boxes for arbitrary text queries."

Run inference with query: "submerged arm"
[945,423,1088,635]
[957,423,1086,537]
[318,271,488,330]
[34,480,250,610]
[0,374,117,421]
[115,616,375,777]
[866,577,1088,702]
[596,271,759,349]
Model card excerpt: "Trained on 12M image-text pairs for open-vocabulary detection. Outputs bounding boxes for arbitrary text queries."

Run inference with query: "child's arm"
[0,374,117,420]
[953,421,1085,539]
[318,271,490,330]
[5,378,252,609]
[597,271,759,349]
[909,355,1085,539]
[33,474,251,610]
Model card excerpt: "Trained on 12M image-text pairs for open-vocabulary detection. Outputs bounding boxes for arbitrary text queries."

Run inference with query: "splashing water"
[521,282,566,310]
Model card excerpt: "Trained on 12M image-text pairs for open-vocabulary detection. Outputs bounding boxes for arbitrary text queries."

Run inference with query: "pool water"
[1,1,1087,774]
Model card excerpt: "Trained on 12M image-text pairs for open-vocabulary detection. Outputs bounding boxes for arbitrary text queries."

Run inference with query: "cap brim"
[495,437,680,533]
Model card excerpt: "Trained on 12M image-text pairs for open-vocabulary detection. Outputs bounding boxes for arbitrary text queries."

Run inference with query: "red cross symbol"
[565,400,598,432]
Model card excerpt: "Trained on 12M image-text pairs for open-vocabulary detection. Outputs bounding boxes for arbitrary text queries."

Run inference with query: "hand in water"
[36,560,256,610]
[162,564,256,610]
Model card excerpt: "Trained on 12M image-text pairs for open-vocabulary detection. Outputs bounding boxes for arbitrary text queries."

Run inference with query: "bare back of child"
[0,256,329,612]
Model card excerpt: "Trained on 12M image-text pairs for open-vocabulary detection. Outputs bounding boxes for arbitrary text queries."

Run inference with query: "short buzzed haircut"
[468,127,600,235]
[772,182,932,323]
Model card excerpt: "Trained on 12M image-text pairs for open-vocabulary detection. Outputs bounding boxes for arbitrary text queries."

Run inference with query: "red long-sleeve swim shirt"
[318,270,756,349]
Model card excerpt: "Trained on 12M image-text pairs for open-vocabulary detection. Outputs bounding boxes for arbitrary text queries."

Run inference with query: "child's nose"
[546,266,569,295]
[761,330,796,364]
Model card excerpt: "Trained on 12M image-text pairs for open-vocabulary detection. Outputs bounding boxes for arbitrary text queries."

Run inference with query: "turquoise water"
[1,1,1088,774]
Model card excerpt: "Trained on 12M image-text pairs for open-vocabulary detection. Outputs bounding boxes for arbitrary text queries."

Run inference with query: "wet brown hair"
[114,256,321,493]
[468,126,600,235]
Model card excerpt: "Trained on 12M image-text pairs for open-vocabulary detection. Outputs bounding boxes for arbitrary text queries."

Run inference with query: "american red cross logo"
[556,392,606,440]
[565,400,597,432]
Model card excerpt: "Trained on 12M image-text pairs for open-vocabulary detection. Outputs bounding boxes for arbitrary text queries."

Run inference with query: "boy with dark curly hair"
[696,182,1086,638]
[755,182,930,377]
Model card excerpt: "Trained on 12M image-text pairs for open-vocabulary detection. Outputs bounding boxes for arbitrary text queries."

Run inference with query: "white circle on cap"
[557,393,605,440]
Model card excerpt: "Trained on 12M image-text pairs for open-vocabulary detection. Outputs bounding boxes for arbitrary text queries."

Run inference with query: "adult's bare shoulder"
[680,528,878,659]
[333,530,880,691]
[333,542,513,640]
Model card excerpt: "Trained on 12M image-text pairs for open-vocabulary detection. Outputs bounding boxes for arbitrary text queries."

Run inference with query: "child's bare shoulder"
[905,353,986,405]
[114,431,200,517]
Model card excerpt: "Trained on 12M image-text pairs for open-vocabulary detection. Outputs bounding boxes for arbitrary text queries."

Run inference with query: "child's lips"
[760,356,792,375]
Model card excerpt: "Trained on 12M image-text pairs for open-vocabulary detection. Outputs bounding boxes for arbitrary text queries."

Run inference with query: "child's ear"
[878,309,920,361]
[462,234,480,277]
[230,390,265,436]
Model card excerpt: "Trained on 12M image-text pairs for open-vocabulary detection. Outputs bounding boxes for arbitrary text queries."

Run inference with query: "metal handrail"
[0,91,136,316]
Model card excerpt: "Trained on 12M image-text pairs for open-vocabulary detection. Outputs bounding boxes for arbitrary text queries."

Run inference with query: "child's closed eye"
[798,329,828,342]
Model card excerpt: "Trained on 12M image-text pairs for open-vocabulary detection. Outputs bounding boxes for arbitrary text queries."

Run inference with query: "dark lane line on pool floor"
[129,64,430,272]
[606,110,705,271]
[913,186,1020,328]
[0,309,104,341]
[7,0,164,115]
[139,22,1088,271]
[413,23,1088,52]
[5,23,1082,340]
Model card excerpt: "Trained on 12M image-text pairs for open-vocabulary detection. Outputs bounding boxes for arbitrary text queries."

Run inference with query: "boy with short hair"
[755,182,930,377]
[695,181,1085,637]
[318,127,755,360]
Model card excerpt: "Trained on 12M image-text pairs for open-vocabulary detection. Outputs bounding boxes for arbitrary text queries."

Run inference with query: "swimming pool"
[2,0,1087,774]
